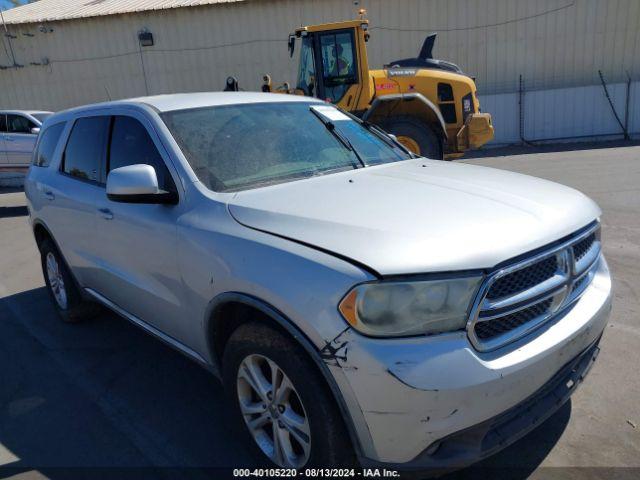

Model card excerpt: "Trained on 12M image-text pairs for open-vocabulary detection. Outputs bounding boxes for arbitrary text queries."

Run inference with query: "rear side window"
[0,115,6,132]
[33,122,65,167]
[7,114,36,133]
[63,116,110,183]
[108,116,175,192]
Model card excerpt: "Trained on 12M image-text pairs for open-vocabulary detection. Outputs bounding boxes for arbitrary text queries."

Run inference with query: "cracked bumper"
[336,256,611,467]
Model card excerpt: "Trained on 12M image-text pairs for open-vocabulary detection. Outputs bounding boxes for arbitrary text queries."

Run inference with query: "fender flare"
[363,92,448,139]
[32,218,55,248]
[204,291,370,461]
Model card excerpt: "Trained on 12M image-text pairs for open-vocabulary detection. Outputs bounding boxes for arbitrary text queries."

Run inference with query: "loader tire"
[381,116,444,160]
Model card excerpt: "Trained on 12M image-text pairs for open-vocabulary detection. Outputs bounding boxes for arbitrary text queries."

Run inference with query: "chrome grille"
[573,233,595,262]
[475,298,553,340]
[468,223,601,351]
[486,256,557,300]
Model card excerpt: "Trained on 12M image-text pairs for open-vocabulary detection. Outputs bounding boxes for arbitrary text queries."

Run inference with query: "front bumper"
[456,113,494,151]
[336,256,611,467]
[379,336,601,473]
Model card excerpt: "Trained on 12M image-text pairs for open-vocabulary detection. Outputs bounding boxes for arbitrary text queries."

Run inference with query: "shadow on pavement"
[0,205,28,218]
[0,286,570,479]
[464,139,640,160]
[0,287,255,480]
[0,186,24,194]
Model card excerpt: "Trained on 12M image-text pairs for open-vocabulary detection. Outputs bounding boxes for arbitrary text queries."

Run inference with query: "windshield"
[32,113,52,123]
[162,102,410,192]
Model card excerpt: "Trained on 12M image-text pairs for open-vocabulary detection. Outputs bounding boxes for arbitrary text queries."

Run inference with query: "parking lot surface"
[1,143,639,479]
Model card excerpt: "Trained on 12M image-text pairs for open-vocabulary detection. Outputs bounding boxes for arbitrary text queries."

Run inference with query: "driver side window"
[319,31,357,103]
[108,116,176,192]
[7,114,36,134]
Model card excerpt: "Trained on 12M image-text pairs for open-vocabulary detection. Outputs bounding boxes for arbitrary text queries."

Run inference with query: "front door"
[5,114,38,166]
[93,113,187,345]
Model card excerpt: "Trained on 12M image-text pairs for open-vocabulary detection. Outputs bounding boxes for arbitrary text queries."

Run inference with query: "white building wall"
[481,81,639,145]
[0,0,639,145]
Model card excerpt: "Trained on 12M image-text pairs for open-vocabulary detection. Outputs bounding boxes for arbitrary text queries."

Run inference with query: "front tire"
[381,116,444,160]
[39,238,100,323]
[223,322,354,468]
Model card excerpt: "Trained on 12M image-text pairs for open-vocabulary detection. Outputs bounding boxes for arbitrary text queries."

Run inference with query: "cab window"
[108,116,176,192]
[0,114,7,132]
[296,36,316,97]
[319,31,357,103]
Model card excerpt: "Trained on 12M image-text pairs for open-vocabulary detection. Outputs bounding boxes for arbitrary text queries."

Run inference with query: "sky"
[1,1,29,12]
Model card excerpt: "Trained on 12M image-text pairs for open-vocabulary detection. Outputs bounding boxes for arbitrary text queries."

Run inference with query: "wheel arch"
[32,219,89,298]
[363,92,447,141]
[33,219,57,251]
[204,292,369,461]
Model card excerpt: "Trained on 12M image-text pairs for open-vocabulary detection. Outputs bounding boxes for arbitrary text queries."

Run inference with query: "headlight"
[462,92,474,121]
[338,276,482,337]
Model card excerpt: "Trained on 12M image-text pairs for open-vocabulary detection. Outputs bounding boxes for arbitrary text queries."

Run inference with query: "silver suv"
[25,93,611,471]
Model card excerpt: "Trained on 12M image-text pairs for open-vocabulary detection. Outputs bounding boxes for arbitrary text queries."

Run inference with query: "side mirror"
[31,127,41,135]
[106,164,177,204]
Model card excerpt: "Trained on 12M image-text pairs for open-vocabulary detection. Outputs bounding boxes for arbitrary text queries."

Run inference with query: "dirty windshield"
[162,102,409,192]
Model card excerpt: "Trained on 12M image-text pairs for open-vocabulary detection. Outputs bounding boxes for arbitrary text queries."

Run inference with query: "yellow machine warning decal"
[376,82,395,90]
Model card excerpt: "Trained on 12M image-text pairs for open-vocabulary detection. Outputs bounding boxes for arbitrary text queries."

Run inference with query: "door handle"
[98,208,114,220]
[4,136,14,141]
[44,191,55,201]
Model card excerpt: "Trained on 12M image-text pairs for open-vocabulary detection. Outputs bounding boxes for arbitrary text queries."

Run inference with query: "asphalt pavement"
[1,142,639,479]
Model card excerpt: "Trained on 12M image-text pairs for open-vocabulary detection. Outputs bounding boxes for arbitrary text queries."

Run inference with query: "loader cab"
[293,20,371,110]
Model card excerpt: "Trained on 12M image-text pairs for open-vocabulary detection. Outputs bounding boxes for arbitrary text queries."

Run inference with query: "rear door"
[42,116,110,286]
[5,114,39,166]
[93,113,187,344]
[0,114,8,166]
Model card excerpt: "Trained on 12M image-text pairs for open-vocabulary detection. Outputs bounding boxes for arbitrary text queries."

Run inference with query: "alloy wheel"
[46,252,68,309]
[237,354,311,468]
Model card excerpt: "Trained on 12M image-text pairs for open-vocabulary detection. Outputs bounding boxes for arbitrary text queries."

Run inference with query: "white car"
[0,110,52,170]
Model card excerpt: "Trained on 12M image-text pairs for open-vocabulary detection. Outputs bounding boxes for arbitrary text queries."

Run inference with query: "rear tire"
[39,238,100,323]
[222,322,355,468]
[381,116,444,160]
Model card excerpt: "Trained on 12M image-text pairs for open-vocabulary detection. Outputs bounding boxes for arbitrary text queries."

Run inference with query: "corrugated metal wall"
[1,0,639,144]
[481,81,639,144]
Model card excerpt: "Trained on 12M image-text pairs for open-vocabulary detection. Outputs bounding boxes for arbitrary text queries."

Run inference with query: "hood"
[227,159,601,276]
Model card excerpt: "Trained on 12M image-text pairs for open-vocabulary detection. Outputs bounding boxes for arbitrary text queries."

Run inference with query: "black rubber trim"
[107,191,178,204]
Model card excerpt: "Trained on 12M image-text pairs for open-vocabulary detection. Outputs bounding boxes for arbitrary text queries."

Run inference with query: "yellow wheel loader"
[267,14,494,159]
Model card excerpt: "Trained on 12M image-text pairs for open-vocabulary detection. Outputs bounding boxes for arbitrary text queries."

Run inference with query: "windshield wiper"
[310,108,366,167]
[361,120,417,158]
